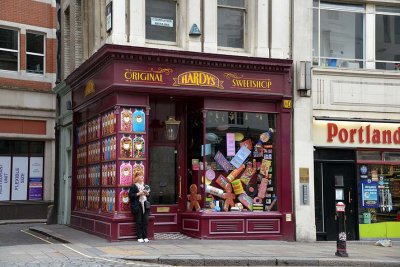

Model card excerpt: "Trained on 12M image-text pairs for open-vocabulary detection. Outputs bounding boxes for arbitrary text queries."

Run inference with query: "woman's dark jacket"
[128,184,140,214]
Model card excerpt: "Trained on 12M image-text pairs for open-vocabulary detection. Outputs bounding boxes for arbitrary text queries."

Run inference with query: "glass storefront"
[357,151,400,239]
[188,111,277,213]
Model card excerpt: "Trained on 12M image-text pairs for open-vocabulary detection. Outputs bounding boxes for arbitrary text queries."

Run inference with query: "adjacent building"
[0,0,57,220]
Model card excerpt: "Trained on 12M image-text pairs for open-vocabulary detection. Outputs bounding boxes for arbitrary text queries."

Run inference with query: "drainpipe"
[201,0,204,52]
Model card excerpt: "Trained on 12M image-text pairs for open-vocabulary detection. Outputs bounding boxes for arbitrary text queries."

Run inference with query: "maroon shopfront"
[67,45,294,241]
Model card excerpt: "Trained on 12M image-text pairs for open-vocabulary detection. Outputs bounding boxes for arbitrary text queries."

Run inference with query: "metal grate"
[154,232,192,240]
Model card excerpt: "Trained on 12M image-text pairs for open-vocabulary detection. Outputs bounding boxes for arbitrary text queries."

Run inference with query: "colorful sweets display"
[133,109,145,132]
[119,162,132,186]
[120,108,133,132]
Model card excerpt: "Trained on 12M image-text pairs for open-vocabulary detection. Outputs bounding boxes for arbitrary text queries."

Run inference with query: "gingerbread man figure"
[188,184,201,211]
[222,184,236,212]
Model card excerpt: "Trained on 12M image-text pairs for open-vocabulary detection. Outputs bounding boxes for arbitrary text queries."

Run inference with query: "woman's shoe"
[138,238,144,243]
[144,238,149,243]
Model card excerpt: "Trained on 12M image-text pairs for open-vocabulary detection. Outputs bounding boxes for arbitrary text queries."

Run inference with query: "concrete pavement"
[26,224,400,266]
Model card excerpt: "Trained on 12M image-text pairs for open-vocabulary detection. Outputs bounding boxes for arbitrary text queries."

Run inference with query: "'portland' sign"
[313,120,400,148]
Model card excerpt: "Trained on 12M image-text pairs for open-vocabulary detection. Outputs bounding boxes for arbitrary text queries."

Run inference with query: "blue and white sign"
[360,165,368,175]
[361,180,379,208]
[11,157,28,200]
[0,157,11,201]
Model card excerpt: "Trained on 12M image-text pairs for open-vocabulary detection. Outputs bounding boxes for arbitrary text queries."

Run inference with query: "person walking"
[129,173,150,243]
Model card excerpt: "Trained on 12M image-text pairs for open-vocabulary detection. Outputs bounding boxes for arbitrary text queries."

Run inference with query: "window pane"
[376,14,400,70]
[0,140,12,155]
[357,151,381,161]
[26,54,44,74]
[26,33,44,54]
[313,9,319,58]
[145,0,176,42]
[376,6,400,14]
[218,8,244,48]
[202,111,277,212]
[30,142,44,155]
[218,0,245,7]
[0,50,18,71]
[320,10,364,60]
[149,146,176,204]
[14,141,29,155]
[0,28,18,50]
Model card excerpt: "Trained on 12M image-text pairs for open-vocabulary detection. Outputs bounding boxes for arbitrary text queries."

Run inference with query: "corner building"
[58,0,295,240]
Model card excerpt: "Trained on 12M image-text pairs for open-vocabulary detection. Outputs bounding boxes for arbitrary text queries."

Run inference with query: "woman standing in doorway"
[129,173,150,243]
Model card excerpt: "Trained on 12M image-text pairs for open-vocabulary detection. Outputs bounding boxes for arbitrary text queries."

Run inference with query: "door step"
[154,232,192,240]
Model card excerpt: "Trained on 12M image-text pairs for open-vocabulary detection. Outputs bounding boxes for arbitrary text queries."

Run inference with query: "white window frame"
[145,0,179,47]
[217,0,247,52]
[374,5,400,70]
[26,31,46,75]
[313,1,366,69]
[0,27,20,73]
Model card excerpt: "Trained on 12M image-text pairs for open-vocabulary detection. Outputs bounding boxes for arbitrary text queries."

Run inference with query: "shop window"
[357,163,400,239]
[357,151,381,161]
[189,111,277,212]
[217,0,246,49]
[0,27,19,71]
[145,0,177,43]
[0,140,12,155]
[26,32,45,74]
[30,142,44,156]
[149,146,176,205]
[313,1,365,68]
[375,6,400,71]
[0,140,44,201]
[14,141,29,155]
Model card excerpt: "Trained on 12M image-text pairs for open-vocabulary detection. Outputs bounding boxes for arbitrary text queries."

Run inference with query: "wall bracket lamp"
[297,61,312,97]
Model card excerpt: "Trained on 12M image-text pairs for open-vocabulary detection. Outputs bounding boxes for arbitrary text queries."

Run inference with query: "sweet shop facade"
[67,45,293,241]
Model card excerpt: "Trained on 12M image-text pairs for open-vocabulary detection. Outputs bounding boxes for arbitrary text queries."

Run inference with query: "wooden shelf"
[119,157,146,161]
[102,185,116,188]
[87,138,100,143]
[101,159,117,163]
[119,131,146,135]
[102,132,117,138]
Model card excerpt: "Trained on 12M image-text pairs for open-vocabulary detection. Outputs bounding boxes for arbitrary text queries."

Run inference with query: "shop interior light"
[165,116,181,140]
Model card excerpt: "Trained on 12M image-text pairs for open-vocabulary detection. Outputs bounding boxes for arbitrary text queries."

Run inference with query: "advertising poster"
[11,157,29,200]
[29,157,43,200]
[0,156,11,201]
[361,180,379,208]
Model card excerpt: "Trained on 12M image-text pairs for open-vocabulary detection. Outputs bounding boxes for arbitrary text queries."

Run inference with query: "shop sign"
[314,120,400,148]
[151,17,174,27]
[0,157,11,201]
[11,157,28,200]
[361,180,379,208]
[119,66,277,92]
[173,71,224,89]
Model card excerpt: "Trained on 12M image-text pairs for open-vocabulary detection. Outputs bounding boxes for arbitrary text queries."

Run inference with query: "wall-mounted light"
[165,116,181,141]
[297,61,311,97]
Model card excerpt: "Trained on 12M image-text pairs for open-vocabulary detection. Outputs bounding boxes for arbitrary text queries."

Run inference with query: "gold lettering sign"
[124,68,173,84]
[173,71,224,89]
[156,207,170,213]
[224,73,272,90]
[84,80,95,97]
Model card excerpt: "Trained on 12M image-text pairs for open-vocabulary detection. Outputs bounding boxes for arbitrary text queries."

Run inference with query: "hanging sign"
[226,133,235,156]
[0,156,11,201]
[11,157,28,200]
[29,157,43,200]
[361,180,379,208]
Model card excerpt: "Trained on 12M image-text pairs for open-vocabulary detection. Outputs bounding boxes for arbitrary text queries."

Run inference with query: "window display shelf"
[101,159,117,163]
[101,185,116,188]
[119,157,146,161]
[102,132,116,138]
[119,131,146,135]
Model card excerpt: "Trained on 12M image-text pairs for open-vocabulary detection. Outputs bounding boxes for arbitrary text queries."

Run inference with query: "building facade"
[0,0,57,220]
[57,0,298,241]
[302,0,400,241]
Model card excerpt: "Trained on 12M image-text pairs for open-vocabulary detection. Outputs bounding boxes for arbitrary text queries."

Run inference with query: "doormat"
[154,232,192,240]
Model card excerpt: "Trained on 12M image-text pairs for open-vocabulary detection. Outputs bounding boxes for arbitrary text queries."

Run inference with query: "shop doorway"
[148,98,187,232]
[314,149,358,241]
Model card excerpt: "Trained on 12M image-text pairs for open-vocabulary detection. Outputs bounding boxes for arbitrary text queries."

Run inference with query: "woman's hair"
[133,172,144,183]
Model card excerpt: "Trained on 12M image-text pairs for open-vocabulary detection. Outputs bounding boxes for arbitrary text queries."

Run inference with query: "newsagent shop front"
[67,45,294,241]
[314,119,400,241]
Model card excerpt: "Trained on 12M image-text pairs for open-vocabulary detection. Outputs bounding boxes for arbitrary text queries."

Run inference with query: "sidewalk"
[30,224,400,266]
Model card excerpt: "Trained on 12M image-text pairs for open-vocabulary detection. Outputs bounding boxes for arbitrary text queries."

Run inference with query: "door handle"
[178,175,182,199]
[348,191,352,204]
